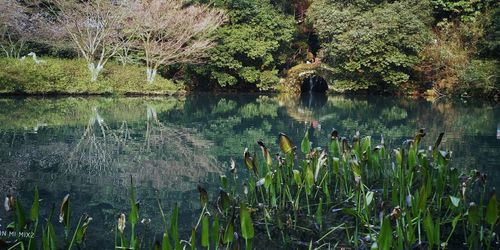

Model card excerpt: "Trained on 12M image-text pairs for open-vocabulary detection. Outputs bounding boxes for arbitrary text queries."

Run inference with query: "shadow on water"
[300,91,328,109]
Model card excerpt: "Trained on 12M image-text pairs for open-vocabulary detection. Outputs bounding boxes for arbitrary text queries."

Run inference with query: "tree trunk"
[146,67,157,83]
[88,63,104,82]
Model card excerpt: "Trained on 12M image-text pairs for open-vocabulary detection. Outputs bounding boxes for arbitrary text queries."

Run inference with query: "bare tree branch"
[127,0,226,83]
[50,0,128,81]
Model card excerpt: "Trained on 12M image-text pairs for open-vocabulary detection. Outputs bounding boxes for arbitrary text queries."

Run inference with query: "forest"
[0,0,498,97]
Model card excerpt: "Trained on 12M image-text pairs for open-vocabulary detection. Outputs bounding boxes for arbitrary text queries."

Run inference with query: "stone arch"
[280,63,336,93]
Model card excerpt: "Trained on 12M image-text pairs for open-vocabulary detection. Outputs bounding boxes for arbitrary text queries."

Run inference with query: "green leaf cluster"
[308,0,432,91]
[431,0,496,22]
[191,0,295,90]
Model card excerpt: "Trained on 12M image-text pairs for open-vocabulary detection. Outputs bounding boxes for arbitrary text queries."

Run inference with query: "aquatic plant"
[229,129,498,249]
[119,129,498,249]
[1,187,92,249]
[2,129,498,249]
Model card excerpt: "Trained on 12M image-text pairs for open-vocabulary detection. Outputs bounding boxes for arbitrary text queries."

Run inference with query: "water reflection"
[64,107,118,174]
[0,94,499,248]
[299,92,328,109]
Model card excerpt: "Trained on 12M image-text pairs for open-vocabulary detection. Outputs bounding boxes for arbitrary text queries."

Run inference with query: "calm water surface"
[0,93,499,248]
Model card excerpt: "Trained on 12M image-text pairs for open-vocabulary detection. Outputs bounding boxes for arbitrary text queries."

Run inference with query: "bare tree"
[0,0,42,58]
[52,0,127,81]
[129,0,225,83]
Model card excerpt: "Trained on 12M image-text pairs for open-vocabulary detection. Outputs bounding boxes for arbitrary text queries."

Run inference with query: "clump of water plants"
[0,188,92,249]
[120,129,498,249]
[3,129,498,249]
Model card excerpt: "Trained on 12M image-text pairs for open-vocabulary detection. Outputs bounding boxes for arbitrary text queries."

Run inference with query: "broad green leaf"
[315,198,323,226]
[394,149,402,168]
[43,222,57,250]
[223,221,234,244]
[332,157,340,175]
[485,194,498,226]
[329,139,340,158]
[301,130,310,154]
[362,136,371,152]
[162,231,172,250]
[218,190,231,213]
[220,175,228,190]
[424,212,435,246]
[30,186,39,221]
[171,203,181,250]
[366,191,374,207]
[408,148,416,169]
[211,216,220,248]
[201,215,209,248]
[418,185,428,212]
[292,170,302,186]
[264,172,272,190]
[378,217,392,249]
[129,177,138,226]
[468,203,480,225]
[240,204,254,240]
[305,165,314,193]
[14,197,26,232]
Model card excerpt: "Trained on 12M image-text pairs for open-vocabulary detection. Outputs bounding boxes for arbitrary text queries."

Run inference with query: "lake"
[0,93,499,248]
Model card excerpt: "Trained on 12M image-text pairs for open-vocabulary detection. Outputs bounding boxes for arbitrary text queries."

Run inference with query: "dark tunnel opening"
[300,75,328,93]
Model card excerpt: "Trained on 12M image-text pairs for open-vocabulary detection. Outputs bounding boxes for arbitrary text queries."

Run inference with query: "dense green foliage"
[190,0,295,91]
[0,57,181,95]
[0,0,498,95]
[417,2,499,97]
[307,0,432,91]
[456,59,499,96]
[480,6,500,58]
[431,0,494,22]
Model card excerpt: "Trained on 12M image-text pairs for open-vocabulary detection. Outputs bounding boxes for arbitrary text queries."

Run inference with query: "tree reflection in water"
[64,107,131,175]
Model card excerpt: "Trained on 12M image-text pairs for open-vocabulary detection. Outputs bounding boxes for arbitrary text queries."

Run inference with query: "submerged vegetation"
[2,129,498,249]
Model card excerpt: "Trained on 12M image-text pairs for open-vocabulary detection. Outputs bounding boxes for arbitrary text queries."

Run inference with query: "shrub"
[457,59,499,97]
[417,15,499,97]
[0,57,182,95]
[189,0,295,91]
[307,0,432,92]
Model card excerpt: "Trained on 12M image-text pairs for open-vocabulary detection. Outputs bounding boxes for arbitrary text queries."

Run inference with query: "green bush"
[190,0,295,91]
[308,0,432,91]
[0,57,182,95]
[456,59,499,97]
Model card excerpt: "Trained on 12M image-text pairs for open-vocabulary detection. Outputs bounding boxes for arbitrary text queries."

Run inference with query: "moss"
[0,57,184,95]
